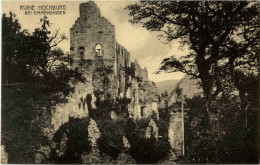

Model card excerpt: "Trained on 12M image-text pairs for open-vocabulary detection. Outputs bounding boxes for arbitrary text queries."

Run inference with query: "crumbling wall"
[128,78,141,120]
[115,42,130,98]
[137,81,159,119]
[145,119,159,141]
[131,61,148,81]
[70,1,159,122]
[44,1,163,164]
[168,111,184,156]
[51,75,95,134]
[70,2,116,69]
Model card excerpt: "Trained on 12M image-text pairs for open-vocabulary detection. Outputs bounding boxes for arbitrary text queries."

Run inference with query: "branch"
[50,38,65,48]
[48,30,59,44]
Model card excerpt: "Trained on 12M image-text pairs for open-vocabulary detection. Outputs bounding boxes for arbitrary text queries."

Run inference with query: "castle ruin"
[50,2,160,137]
[69,1,158,121]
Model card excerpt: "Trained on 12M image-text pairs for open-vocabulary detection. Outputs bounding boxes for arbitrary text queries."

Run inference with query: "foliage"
[87,91,131,121]
[182,94,259,164]
[1,85,50,163]
[127,1,258,101]
[175,84,183,99]
[92,60,114,92]
[50,118,91,163]
[212,95,259,164]
[161,90,169,97]
[1,13,85,163]
[158,107,169,122]
[125,66,135,78]
[115,98,131,115]
[129,137,170,164]
[124,118,170,163]
[181,95,214,163]
[2,12,85,93]
[232,70,259,108]
[136,76,143,82]
[126,2,259,163]
[97,120,124,159]
[87,95,113,120]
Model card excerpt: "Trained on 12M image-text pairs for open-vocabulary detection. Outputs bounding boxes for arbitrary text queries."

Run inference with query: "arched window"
[79,47,85,58]
[95,44,102,57]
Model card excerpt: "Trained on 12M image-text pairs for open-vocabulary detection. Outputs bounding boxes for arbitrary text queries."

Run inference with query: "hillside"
[155,79,180,95]
[168,75,203,105]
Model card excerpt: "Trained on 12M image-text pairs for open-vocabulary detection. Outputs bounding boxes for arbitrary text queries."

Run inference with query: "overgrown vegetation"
[97,120,124,159]
[50,118,91,163]
[181,93,259,164]
[124,118,171,164]
[2,13,84,163]
[127,1,259,163]
[87,91,131,121]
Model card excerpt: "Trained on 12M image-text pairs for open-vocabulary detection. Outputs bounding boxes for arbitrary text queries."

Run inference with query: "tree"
[126,1,259,163]
[1,13,85,163]
[2,12,29,83]
[126,1,258,103]
[2,13,85,93]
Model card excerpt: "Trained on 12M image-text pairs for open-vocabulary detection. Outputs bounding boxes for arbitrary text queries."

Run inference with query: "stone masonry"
[70,1,158,120]
[46,2,161,162]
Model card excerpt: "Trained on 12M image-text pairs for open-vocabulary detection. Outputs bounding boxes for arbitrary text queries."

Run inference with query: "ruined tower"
[69,1,158,120]
[70,2,116,69]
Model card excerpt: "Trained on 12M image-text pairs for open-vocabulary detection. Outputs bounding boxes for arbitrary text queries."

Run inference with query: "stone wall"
[127,78,141,120]
[115,42,130,98]
[145,119,159,141]
[127,77,159,120]
[131,61,148,81]
[47,2,162,162]
[139,81,159,119]
[70,2,133,101]
[70,1,116,69]
[50,76,94,133]
[88,118,101,147]
[168,109,185,157]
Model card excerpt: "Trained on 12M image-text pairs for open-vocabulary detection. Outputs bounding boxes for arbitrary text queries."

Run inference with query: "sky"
[2,0,186,82]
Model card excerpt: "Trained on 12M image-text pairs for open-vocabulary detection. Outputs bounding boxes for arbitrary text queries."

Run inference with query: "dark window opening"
[79,47,85,58]
[141,106,145,117]
[80,52,84,58]
[150,126,155,138]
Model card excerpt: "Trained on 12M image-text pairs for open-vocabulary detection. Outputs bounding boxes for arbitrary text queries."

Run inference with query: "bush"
[50,117,91,163]
[129,137,170,164]
[97,120,124,159]
[124,118,170,163]
[183,94,259,164]
[181,95,214,163]
[87,93,112,120]
[1,85,53,163]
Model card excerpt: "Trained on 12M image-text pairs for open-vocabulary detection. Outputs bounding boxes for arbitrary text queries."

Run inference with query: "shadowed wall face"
[70,2,116,69]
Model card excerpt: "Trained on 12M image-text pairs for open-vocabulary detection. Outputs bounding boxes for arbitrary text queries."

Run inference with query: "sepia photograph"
[1,0,259,164]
